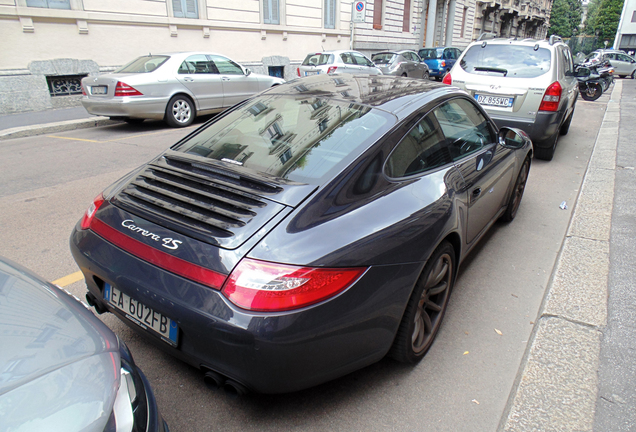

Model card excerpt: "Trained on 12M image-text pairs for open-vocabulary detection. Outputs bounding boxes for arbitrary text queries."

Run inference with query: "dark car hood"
[0,257,119,396]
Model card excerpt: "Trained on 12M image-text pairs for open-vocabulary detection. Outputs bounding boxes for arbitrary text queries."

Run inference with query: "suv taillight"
[442,73,452,85]
[81,194,105,230]
[222,258,367,312]
[114,82,143,97]
[327,66,338,74]
[539,81,562,112]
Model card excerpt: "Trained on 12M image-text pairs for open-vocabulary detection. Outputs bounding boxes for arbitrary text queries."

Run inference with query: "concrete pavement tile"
[567,168,615,240]
[502,317,601,432]
[544,236,609,326]
[0,117,116,140]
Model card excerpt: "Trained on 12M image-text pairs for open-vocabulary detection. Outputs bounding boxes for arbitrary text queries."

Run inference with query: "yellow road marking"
[53,271,84,287]
[103,129,177,142]
[47,135,101,143]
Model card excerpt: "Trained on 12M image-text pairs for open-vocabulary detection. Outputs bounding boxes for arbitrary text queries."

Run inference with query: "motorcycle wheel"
[600,77,610,92]
[580,83,603,101]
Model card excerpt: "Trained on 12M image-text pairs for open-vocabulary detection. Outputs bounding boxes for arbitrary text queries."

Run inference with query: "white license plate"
[91,86,107,95]
[304,71,320,76]
[475,94,513,107]
[104,283,178,346]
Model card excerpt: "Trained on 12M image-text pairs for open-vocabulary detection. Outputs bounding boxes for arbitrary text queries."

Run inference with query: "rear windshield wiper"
[473,67,508,76]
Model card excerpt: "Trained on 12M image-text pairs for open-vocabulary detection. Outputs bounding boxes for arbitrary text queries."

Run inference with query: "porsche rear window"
[173,96,393,183]
[302,54,334,66]
[114,55,169,73]
[460,45,551,78]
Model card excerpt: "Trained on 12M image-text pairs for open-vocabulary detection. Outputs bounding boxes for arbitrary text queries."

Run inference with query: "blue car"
[418,47,462,80]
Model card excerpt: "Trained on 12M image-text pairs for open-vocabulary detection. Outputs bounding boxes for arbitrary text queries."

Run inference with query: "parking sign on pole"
[352,1,366,23]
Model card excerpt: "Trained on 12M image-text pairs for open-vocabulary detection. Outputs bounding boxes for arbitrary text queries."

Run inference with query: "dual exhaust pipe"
[204,370,249,397]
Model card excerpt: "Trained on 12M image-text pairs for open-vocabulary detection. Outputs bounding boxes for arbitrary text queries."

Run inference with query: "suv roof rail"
[477,32,499,41]
[549,35,563,45]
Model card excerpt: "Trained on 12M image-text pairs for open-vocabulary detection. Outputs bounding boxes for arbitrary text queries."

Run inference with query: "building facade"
[614,0,636,54]
[0,0,551,116]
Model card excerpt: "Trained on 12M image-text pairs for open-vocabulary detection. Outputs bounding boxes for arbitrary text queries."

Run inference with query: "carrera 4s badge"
[121,219,182,250]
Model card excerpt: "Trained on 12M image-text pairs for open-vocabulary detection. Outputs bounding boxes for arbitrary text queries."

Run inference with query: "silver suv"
[444,35,578,160]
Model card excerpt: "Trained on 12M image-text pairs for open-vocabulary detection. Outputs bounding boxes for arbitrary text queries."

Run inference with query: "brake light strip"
[90,218,226,290]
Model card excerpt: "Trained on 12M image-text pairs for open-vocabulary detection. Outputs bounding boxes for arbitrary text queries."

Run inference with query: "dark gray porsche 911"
[70,74,532,394]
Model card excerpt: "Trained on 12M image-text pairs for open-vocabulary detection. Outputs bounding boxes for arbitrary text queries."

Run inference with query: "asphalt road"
[0,97,609,432]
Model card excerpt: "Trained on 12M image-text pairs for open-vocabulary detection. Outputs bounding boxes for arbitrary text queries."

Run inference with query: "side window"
[434,98,495,160]
[386,114,450,177]
[173,0,198,18]
[181,55,217,74]
[341,53,355,64]
[264,0,280,24]
[351,53,368,66]
[209,55,244,75]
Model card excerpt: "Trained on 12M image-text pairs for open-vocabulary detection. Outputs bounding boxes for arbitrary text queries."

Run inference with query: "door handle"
[183,77,194,82]
[222,77,231,81]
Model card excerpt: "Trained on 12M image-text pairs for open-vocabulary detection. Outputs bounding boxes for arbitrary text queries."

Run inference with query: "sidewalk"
[0,106,116,140]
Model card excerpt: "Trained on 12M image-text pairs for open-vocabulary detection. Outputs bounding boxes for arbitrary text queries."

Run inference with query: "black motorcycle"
[574,64,604,101]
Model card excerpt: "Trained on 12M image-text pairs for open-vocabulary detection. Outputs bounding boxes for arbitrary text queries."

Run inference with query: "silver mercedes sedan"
[81,52,285,127]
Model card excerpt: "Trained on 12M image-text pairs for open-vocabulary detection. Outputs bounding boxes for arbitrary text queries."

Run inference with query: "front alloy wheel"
[389,242,455,363]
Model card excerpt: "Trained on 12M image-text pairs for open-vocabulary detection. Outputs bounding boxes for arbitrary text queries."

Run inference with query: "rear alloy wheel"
[500,158,530,222]
[165,95,195,127]
[389,242,455,363]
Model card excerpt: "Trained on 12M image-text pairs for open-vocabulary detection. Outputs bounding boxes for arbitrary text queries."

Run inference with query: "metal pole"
[350,21,354,50]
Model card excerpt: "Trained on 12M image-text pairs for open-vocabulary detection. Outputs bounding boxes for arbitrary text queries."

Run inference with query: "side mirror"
[245,68,252,76]
[498,127,531,149]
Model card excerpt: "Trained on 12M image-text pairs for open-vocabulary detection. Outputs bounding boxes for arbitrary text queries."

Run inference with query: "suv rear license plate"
[91,86,107,95]
[104,283,178,346]
[475,94,513,107]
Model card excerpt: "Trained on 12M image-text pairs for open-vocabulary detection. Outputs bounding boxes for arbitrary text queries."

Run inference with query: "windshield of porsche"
[460,45,551,78]
[173,96,393,183]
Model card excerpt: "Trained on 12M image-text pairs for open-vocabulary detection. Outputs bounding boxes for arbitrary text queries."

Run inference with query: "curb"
[0,116,119,141]
[499,80,621,431]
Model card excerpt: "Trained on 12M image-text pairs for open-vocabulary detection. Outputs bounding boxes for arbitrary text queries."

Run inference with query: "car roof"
[265,73,462,119]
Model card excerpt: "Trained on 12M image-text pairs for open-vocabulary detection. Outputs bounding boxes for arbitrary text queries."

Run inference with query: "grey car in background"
[0,256,167,432]
[371,50,430,79]
[81,52,284,127]
[297,50,382,77]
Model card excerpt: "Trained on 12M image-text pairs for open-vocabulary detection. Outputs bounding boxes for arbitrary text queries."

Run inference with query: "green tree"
[548,0,583,37]
[584,0,624,47]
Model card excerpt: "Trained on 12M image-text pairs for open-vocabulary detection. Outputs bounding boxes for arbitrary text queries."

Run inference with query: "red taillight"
[81,194,105,230]
[442,73,452,85]
[81,83,86,96]
[327,66,338,74]
[114,82,143,97]
[539,81,562,112]
[221,258,367,312]
[297,67,301,77]
[441,61,446,67]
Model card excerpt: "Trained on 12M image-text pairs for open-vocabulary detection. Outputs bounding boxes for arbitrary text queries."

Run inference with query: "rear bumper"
[489,110,565,148]
[70,224,418,394]
[81,96,169,120]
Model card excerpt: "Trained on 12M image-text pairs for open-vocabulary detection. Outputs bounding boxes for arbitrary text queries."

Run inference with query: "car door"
[435,98,516,244]
[338,52,359,74]
[208,55,259,107]
[176,54,224,110]
[351,52,379,75]
[614,53,636,76]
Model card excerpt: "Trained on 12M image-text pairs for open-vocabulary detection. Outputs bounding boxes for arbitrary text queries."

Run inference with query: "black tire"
[389,242,455,363]
[534,130,559,161]
[165,95,195,127]
[435,76,442,81]
[423,71,430,80]
[559,109,574,136]
[619,75,626,78]
[580,83,603,101]
[500,158,530,222]
[401,73,408,77]
[632,71,636,79]
[123,117,144,124]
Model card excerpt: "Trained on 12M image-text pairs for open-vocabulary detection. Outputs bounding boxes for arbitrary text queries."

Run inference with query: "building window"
[264,0,280,24]
[173,0,198,19]
[26,0,70,8]
[325,0,336,29]
[373,0,383,30]
[461,6,468,37]
[402,0,411,32]
[46,74,86,96]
